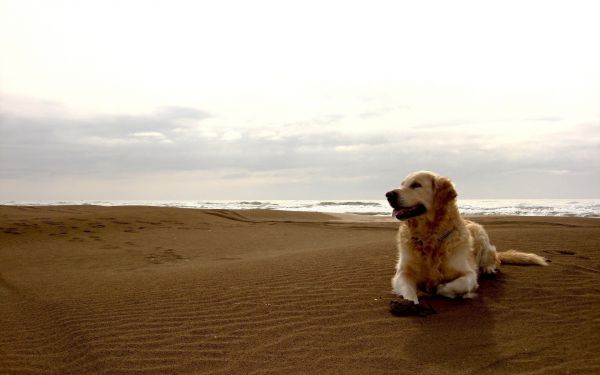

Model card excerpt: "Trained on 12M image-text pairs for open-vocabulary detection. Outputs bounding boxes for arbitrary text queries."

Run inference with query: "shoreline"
[1,206,599,373]
[2,203,599,220]
[2,199,599,219]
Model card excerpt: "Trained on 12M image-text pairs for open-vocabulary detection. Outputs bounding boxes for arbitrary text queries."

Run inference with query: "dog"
[386,170,547,304]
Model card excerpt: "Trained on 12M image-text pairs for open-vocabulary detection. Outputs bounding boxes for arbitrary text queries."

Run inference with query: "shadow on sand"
[401,271,506,372]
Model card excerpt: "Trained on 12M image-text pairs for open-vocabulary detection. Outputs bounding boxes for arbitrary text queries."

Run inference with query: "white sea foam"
[2,199,599,217]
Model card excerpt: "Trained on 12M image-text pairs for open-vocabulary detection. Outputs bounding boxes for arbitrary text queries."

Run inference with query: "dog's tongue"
[392,207,414,218]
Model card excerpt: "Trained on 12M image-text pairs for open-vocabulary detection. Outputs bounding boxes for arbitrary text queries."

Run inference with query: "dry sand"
[1,206,599,374]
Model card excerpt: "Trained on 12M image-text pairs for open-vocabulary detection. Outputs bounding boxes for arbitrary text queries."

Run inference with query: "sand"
[1,206,599,374]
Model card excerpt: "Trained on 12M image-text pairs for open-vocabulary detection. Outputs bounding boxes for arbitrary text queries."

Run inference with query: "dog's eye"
[410,182,422,189]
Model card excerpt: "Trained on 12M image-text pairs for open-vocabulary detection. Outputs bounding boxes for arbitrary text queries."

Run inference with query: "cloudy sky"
[1,0,599,200]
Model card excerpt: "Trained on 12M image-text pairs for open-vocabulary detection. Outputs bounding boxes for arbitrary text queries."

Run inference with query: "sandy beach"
[1,205,599,374]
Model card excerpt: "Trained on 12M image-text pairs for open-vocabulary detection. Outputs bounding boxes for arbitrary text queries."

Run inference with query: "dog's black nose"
[386,191,398,201]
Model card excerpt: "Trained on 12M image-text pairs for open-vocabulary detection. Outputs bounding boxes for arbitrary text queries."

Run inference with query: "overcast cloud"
[1,97,599,200]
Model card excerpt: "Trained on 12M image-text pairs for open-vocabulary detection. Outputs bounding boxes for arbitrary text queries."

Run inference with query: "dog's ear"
[433,175,457,206]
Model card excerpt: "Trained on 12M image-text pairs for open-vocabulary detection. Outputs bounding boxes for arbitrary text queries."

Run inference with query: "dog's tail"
[496,250,548,266]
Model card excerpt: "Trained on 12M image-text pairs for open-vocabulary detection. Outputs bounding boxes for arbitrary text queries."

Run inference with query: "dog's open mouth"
[392,204,426,221]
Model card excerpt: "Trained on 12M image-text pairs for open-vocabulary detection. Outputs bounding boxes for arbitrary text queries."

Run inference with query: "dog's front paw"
[437,284,478,299]
[391,289,419,304]
[436,283,457,299]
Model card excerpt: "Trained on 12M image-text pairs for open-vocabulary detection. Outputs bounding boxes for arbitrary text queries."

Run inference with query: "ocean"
[2,199,600,218]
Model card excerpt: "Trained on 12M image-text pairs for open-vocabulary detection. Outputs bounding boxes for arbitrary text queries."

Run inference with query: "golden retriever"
[386,170,547,304]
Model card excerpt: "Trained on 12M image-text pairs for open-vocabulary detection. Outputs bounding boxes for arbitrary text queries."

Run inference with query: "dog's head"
[385,171,457,221]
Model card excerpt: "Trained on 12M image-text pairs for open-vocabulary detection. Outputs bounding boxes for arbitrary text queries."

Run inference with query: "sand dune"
[1,206,599,374]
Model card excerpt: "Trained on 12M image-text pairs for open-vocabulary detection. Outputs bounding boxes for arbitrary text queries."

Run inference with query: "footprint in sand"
[544,249,592,261]
[136,220,163,226]
[2,228,21,235]
[145,249,185,264]
[543,250,576,256]
[42,220,62,226]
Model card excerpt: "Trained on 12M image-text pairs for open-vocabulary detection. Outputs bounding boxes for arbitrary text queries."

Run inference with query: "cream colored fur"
[389,171,548,304]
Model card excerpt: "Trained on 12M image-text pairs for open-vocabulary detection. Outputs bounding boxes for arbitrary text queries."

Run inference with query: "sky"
[1,0,599,200]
